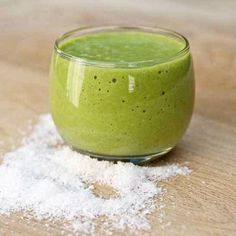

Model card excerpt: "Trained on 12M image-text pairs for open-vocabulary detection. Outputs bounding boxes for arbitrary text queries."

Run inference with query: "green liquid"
[60,32,184,63]
[50,31,194,156]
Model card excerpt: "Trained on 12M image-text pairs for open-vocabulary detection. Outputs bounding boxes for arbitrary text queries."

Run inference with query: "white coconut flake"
[0,114,191,235]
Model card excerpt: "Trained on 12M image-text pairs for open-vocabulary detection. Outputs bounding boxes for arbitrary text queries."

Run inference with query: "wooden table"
[0,0,236,235]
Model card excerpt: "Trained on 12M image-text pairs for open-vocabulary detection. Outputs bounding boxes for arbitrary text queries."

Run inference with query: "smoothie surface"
[59,31,185,64]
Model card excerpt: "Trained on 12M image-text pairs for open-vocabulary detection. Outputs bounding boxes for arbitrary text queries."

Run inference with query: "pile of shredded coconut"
[0,114,191,234]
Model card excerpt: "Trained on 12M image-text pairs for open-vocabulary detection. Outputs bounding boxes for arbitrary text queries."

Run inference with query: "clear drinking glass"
[49,26,194,164]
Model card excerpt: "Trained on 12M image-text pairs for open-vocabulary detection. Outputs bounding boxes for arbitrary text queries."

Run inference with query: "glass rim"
[54,25,190,68]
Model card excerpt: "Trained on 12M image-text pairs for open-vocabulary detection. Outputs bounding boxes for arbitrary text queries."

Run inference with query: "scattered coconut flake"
[0,114,191,235]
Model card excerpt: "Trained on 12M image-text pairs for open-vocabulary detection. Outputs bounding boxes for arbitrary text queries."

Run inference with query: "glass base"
[73,147,173,165]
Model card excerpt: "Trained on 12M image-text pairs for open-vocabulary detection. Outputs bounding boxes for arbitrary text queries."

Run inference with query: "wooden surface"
[0,0,236,235]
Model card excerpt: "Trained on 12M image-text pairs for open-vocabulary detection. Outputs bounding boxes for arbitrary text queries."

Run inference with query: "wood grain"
[0,0,236,235]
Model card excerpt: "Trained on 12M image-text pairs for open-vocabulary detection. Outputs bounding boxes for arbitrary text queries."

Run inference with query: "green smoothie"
[50,29,194,159]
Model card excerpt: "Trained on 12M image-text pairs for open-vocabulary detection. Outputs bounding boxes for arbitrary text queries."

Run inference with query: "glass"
[49,26,194,164]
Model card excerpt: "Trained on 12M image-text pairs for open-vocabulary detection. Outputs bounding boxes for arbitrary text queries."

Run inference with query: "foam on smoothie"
[60,31,185,64]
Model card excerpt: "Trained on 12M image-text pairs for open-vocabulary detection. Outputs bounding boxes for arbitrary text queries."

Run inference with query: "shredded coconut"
[0,114,191,235]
